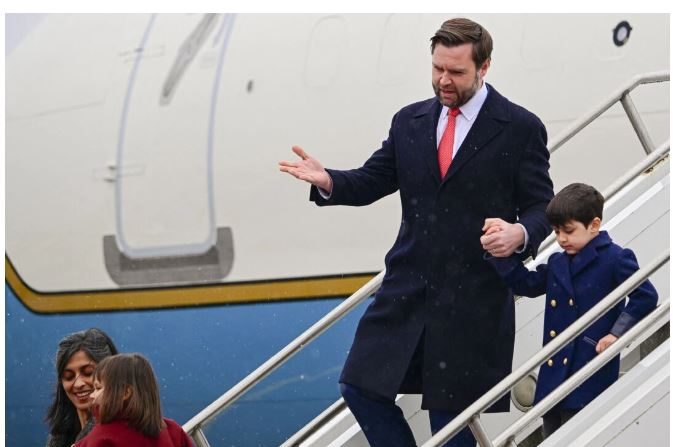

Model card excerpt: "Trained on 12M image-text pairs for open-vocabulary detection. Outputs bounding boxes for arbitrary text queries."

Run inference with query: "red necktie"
[438,107,460,179]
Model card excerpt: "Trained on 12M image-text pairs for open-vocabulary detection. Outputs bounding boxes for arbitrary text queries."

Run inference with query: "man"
[279,17,554,447]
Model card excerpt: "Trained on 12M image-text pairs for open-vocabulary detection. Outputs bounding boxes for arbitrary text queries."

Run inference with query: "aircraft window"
[613,21,632,47]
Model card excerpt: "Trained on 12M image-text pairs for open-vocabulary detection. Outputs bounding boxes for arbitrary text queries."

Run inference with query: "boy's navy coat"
[310,85,554,412]
[488,231,658,409]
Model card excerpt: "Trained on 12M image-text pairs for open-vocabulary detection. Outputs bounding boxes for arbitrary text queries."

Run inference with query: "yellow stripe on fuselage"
[5,257,376,314]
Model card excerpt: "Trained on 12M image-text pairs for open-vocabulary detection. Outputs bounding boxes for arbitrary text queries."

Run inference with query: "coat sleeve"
[486,254,548,297]
[514,117,554,259]
[310,113,399,207]
[609,248,659,337]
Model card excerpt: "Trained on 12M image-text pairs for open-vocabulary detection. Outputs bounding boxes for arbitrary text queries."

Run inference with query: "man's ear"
[590,217,602,233]
[479,58,491,78]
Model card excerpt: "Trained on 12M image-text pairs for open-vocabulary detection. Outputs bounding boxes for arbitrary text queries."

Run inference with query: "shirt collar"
[440,82,488,122]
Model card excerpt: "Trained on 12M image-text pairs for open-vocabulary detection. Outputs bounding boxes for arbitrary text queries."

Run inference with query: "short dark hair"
[430,17,493,68]
[94,353,165,438]
[546,183,604,227]
[46,328,118,444]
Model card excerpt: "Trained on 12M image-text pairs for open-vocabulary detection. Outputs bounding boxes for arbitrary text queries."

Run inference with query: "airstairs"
[183,71,670,447]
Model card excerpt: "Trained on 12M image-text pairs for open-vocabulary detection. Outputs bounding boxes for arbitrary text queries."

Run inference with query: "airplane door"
[105,14,235,285]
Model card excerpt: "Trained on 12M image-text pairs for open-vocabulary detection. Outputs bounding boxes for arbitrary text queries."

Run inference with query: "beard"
[433,72,482,108]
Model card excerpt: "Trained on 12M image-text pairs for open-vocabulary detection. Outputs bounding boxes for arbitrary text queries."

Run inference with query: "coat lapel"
[442,84,510,184]
[549,231,613,297]
[569,231,612,277]
[550,254,576,298]
[412,99,443,185]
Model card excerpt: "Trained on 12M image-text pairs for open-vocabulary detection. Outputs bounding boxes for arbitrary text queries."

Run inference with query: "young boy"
[482,182,658,438]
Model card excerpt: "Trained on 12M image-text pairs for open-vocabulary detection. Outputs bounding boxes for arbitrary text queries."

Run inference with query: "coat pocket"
[582,335,598,347]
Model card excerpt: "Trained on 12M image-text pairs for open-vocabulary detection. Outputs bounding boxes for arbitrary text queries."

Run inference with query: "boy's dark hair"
[545,183,604,227]
[94,353,165,438]
[46,328,118,444]
[430,18,493,68]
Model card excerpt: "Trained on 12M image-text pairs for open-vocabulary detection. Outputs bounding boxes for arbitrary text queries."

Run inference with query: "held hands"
[480,218,525,257]
[596,334,618,353]
[279,145,333,193]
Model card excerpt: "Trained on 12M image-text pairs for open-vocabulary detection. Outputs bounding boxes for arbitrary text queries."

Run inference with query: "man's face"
[431,43,489,108]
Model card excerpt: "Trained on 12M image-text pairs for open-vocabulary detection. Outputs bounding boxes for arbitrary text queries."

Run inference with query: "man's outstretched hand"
[279,145,332,193]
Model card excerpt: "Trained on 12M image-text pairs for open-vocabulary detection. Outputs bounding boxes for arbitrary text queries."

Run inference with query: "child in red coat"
[75,353,194,447]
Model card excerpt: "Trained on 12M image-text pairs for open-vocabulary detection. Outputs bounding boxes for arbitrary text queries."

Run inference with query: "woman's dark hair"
[546,182,605,227]
[94,353,165,438]
[45,328,118,445]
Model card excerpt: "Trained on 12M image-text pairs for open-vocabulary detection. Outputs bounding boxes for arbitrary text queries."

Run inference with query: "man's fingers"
[481,233,502,247]
[484,226,501,236]
[482,217,505,231]
[292,145,308,160]
[279,160,301,168]
[281,167,310,182]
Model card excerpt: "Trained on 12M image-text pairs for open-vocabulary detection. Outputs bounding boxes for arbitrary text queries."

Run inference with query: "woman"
[45,328,118,447]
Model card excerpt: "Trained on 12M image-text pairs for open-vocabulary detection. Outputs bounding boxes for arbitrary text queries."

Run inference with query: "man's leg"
[340,383,417,447]
[428,410,476,447]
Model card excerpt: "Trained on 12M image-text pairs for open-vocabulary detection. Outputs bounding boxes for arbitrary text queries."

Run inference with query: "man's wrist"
[317,173,333,199]
[322,173,333,194]
[513,223,529,254]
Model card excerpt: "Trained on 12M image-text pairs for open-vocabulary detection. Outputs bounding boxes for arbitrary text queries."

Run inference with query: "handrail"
[526,139,669,273]
[548,71,669,153]
[281,398,347,447]
[184,70,669,446]
[492,300,670,447]
[183,271,386,439]
[421,249,669,447]
[532,69,671,261]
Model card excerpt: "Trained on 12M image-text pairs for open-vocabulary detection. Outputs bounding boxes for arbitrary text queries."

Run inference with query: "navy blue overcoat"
[488,231,658,409]
[310,85,554,412]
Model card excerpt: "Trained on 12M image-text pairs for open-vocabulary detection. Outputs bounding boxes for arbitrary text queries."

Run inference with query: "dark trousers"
[542,408,579,438]
[340,383,477,447]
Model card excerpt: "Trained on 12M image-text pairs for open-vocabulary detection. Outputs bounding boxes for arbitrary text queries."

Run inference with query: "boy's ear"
[590,217,602,233]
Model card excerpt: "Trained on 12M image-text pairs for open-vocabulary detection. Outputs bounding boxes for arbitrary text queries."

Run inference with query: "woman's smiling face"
[61,350,96,412]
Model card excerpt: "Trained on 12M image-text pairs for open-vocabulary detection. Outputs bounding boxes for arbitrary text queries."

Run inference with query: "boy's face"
[553,218,601,255]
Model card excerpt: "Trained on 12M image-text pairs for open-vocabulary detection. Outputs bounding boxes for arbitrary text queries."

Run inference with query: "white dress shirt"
[436,81,488,157]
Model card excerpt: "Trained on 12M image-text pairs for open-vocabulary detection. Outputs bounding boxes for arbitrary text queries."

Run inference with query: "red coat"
[75,418,193,447]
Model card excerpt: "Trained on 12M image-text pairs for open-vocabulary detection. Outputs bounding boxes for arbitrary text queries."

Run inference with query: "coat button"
[551,299,557,307]
[569,298,574,306]
[563,358,568,365]
[547,359,554,367]
[550,330,557,338]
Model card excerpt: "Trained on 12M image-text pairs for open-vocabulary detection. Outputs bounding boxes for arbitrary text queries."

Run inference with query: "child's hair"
[545,182,604,227]
[94,353,165,438]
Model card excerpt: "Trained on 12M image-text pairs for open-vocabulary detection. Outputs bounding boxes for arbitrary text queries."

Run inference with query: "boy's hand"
[481,218,525,257]
[596,334,618,353]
